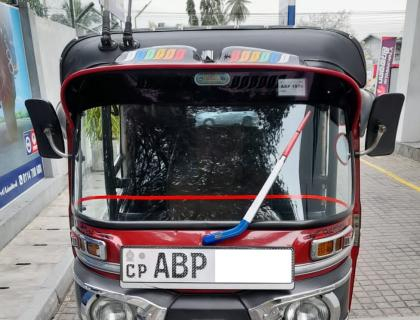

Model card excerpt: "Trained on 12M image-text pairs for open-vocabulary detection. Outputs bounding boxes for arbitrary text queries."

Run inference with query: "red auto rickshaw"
[26,23,404,320]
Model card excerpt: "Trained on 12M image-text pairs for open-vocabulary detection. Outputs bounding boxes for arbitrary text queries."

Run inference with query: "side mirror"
[362,93,405,157]
[25,99,70,159]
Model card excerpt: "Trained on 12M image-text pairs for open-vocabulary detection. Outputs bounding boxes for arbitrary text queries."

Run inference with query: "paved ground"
[51,154,420,319]
[350,155,420,318]
[0,190,72,320]
[54,285,78,320]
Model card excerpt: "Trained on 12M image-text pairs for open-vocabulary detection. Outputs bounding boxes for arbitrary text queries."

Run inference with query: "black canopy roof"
[60,27,366,87]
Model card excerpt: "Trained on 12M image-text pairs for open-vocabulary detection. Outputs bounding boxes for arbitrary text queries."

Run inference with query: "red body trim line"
[79,194,349,208]
[76,216,352,263]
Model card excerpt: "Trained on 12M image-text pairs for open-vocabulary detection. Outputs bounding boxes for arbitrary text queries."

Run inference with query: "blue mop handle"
[202,220,249,245]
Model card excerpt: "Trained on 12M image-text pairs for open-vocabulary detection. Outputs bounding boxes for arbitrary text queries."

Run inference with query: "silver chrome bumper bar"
[74,257,352,320]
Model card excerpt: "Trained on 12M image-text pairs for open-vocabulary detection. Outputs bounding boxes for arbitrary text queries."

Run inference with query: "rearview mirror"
[364,93,405,157]
[25,99,69,159]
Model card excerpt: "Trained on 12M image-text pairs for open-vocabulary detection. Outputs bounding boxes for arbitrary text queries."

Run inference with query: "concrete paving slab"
[41,207,70,217]
[0,175,67,250]
[0,263,57,287]
[0,296,33,319]
[25,216,70,231]
[11,229,70,245]
[349,155,420,318]
[0,189,74,320]
[0,243,71,265]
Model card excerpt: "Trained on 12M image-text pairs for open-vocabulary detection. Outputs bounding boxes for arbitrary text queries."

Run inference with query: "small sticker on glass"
[278,79,306,97]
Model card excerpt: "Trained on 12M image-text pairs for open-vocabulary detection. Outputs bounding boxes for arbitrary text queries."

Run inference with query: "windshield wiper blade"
[202,111,313,245]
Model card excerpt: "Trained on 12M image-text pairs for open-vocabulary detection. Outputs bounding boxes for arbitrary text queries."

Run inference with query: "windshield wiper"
[202,111,313,245]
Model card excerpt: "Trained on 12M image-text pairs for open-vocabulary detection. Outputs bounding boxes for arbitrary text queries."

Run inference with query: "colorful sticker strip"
[221,47,300,65]
[116,46,198,64]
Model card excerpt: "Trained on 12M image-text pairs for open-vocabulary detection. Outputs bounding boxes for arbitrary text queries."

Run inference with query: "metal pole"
[287,0,296,26]
[101,106,117,219]
[69,0,75,28]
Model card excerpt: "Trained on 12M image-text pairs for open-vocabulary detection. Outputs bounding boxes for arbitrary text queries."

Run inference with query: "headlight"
[284,297,329,320]
[249,293,340,320]
[90,297,135,320]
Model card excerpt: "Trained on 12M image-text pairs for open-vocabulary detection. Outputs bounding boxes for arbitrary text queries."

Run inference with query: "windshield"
[73,103,352,223]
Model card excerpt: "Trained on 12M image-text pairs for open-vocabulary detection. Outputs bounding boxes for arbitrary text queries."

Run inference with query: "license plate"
[120,247,294,290]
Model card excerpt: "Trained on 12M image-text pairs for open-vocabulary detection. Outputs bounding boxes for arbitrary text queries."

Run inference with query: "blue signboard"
[0,3,44,209]
[0,157,44,208]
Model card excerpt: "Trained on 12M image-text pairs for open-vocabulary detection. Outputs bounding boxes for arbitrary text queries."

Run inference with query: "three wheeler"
[26,25,404,320]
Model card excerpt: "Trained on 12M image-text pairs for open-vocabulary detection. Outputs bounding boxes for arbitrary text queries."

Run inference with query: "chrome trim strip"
[73,267,167,318]
[76,242,353,277]
[296,242,353,275]
[323,292,341,320]
[78,232,107,260]
[76,249,120,274]
[248,268,352,320]
[311,225,353,261]
[353,214,361,246]
[120,281,295,290]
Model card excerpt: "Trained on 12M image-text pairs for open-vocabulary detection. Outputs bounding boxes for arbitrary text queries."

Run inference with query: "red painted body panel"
[75,216,352,266]
[62,63,362,300]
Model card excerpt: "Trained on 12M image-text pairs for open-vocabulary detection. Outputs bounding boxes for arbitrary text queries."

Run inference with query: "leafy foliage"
[15,110,29,119]
[186,0,199,26]
[213,0,227,25]
[50,0,100,29]
[84,107,120,141]
[200,0,217,25]
[199,0,227,26]
[27,0,48,17]
[225,0,250,26]
[297,11,353,34]
[0,0,18,5]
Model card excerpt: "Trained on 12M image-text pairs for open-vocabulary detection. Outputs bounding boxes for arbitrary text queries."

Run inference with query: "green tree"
[200,0,216,25]
[226,0,250,26]
[27,0,48,17]
[297,11,353,33]
[186,0,199,26]
[199,0,227,26]
[50,0,100,29]
[0,0,17,5]
[214,0,227,25]
[200,0,228,26]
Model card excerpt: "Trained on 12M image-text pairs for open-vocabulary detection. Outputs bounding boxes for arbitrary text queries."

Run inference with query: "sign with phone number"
[0,157,44,209]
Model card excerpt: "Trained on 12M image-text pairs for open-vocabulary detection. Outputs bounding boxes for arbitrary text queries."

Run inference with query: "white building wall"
[28,12,76,177]
[396,0,420,143]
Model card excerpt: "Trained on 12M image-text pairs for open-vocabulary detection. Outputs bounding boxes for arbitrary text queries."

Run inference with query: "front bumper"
[74,258,352,320]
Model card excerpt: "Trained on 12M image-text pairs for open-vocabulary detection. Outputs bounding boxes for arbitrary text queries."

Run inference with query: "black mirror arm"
[43,128,72,158]
[356,124,387,157]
